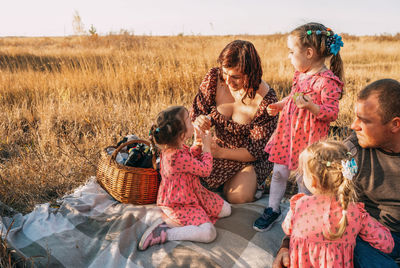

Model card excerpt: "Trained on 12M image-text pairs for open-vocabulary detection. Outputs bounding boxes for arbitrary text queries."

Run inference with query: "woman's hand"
[194,115,212,132]
[267,101,285,116]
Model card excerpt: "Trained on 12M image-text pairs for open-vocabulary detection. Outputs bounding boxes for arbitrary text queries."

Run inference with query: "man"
[273,79,400,268]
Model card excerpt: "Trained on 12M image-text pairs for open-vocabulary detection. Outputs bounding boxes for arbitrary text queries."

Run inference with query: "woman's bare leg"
[223,165,257,204]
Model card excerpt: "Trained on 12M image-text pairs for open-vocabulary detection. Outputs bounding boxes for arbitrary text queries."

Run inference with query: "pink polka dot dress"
[282,194,394,268]
[157,145,224,226]
[266,70,343,170]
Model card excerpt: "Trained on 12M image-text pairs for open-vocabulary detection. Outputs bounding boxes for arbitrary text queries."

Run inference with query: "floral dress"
[157,145,224,226]
[266,70,343,170]
[191,68,278,190]
[282,193,394,268]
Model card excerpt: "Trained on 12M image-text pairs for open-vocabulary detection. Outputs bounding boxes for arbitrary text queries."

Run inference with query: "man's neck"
[380,137,400,153]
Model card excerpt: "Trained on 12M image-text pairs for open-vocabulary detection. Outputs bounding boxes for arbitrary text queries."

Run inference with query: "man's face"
[351,94,392,149]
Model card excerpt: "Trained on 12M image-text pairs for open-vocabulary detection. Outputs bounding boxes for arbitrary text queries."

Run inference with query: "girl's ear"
[306,47,314,59]
[311,175,318,188]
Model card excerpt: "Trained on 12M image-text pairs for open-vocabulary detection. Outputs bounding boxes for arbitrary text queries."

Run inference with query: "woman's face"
[287,35,310,73]
[222,66,246,91]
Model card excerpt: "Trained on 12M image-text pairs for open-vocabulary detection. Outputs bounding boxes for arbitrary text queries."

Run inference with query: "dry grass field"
[0,33,400,216]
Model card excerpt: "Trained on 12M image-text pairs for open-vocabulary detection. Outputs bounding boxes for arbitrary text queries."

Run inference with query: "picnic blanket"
[0,177,289,268]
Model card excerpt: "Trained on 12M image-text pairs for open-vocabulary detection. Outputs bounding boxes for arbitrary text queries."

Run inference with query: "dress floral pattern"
[191,68,278,190]
[157,145,224,226]
[266,70,343,170]
[282,193,394,268]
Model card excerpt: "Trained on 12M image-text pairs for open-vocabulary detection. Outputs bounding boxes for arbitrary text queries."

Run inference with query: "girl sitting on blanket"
[138,106,231,251]
[281,140,394,267]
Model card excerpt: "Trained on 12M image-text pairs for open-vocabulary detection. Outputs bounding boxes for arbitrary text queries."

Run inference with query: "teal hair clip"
[306,30,312,35]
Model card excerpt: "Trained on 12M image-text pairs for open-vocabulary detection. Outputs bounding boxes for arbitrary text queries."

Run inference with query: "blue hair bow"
[341,158,357,180]
[330,34,344,56]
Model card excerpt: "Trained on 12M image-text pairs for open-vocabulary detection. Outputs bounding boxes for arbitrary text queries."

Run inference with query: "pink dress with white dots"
[157,145,224,226]
[266,70,343,170]
[282,193,394,268]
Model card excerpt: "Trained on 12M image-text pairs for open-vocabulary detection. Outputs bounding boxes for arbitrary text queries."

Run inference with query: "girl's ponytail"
[325,176,355,240]
[330,53,344,84]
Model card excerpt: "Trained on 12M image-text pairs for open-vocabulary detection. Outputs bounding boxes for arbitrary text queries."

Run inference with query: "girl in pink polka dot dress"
[282,140,394,268]
[138,106,231,251]
[254,22,345,232]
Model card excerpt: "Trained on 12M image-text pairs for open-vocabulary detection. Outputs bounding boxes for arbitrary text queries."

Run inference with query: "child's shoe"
[138,219,169,251]
[253,207,282,232]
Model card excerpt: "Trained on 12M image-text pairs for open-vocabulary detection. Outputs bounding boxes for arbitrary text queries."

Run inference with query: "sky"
[1,0,399,37]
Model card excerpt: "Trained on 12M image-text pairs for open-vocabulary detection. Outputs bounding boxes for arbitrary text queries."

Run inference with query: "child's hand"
[210,138,223,158]
[201,130,212,153]
[267,101,284,116]
[193,125,203,147]
[294,94,312,109]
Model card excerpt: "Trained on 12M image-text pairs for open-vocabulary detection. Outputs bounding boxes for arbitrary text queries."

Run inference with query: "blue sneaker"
[253,207,282,232]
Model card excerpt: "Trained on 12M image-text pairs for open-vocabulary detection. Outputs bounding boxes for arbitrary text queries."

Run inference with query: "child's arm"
[294,78,342,120]
[190,125,204,158]
[178,132,213,177]
[357,203,394,254]
[267,100,286,116]
[282,193,306,235]
[175,151,213,177]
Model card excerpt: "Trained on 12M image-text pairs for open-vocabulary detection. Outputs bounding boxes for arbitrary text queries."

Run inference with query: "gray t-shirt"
[344,132,400,232]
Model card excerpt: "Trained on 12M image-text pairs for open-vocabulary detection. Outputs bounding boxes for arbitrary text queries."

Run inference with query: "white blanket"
[0,177,289,267]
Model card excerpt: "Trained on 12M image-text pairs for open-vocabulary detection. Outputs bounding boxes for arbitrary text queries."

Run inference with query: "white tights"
[166,201,231,243]
[268,163,311,212]
[268,163,290,213]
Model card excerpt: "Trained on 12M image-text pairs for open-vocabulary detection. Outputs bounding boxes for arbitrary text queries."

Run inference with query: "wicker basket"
[96,139,160,205]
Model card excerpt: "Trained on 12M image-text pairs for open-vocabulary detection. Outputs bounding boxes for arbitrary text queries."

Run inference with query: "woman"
[191,40,278,204]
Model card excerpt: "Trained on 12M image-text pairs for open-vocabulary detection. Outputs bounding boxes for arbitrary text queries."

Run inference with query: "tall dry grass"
[0,34,399,214]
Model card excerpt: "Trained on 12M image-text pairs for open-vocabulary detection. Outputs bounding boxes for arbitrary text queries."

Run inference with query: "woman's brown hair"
[218,40,263,101]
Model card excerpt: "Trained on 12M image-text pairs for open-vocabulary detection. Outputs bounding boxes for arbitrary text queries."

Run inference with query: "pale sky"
[1,0,399,37]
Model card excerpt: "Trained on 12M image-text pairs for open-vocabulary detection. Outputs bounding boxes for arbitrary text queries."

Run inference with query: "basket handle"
[111,139,157,169]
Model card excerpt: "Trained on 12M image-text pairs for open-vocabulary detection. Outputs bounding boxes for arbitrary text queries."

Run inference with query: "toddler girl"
[254,22,345,231]
[138,106,231,251]
[282,140,394,267]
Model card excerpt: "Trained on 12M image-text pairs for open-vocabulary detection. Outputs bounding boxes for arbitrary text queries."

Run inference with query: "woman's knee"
[224,166,257,204]
[226,192,253,204]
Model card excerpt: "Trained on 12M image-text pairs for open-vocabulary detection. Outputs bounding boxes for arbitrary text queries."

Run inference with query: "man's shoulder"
[343,131,360,157]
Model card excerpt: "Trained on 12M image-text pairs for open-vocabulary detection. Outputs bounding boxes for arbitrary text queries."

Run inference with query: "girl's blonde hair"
[290,22,344,84]
[298,140,357,240]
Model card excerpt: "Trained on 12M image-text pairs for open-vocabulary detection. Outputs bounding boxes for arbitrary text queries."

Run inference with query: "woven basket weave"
[96,139,160,205]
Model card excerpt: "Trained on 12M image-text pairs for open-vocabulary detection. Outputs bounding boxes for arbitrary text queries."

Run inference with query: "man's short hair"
[358,79,400,123]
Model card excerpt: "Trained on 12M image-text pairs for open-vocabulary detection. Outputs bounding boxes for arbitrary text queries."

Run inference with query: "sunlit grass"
[0,34,399,214]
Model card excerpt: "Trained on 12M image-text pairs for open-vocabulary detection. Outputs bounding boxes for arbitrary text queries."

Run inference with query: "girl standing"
[254,22,344,231]
[281,140,394,267]
[138,106,231,251]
